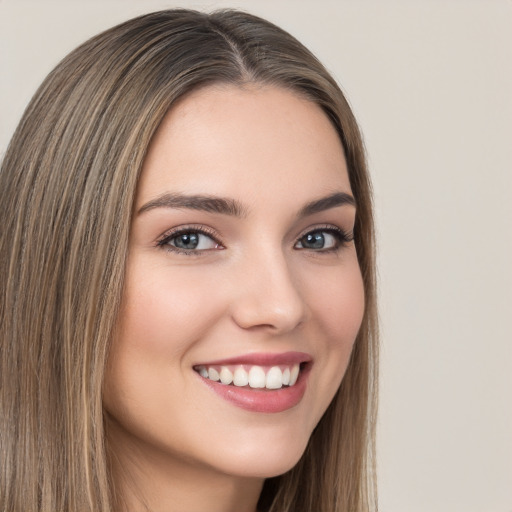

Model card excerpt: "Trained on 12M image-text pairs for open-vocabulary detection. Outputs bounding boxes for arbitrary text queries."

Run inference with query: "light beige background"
[1,1,511,511]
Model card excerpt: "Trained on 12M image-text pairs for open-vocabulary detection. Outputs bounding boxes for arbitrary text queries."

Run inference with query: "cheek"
[301,254,365,411]
[103,261,228,416]
[327,271,365,345]
[307,256,365,347]
[116,261,227,358]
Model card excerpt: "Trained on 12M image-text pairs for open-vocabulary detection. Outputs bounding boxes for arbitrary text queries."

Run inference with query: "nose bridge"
[230,243,306,332]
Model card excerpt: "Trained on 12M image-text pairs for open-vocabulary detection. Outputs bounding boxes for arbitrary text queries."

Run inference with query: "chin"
[210,432,311,480]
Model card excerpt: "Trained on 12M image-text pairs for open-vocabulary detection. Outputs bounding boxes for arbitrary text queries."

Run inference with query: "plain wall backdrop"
[1,1,511,511]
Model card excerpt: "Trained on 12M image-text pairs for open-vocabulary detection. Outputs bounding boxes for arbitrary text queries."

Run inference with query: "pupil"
[304,232,324,249]
[175,233,199,249]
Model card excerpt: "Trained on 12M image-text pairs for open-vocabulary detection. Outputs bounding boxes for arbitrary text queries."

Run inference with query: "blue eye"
[158,228,221,253]
[295,228,352,251]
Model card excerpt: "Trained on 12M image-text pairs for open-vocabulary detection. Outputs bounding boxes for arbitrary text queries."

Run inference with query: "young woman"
[0,9,378,512]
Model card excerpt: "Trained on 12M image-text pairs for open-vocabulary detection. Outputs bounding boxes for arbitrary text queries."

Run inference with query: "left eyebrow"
[298,192,356,218]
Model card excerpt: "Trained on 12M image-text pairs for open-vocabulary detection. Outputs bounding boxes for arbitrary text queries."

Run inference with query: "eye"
[157,227,222,254]
[294,228,352,251]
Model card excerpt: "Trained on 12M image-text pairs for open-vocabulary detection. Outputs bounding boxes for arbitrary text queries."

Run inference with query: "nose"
[230,250,307,333]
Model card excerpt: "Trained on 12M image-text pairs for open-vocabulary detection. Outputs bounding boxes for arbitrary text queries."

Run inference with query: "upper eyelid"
[156,225,222,246]
[295,223,351,239]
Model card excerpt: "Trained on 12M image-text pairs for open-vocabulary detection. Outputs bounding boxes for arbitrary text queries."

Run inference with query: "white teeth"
[265,366,283,389]
[248,366,266,388]
[219,367,233,385]
[197,363,303,388]
[289,364,300,386]
[208,367,220,381]
[233,367,249,387]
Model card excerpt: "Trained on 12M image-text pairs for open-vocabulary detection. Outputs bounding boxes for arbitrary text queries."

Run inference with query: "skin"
[103,84,365,512]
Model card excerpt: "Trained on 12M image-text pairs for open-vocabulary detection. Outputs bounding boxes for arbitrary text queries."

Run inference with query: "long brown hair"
[0,9,378,512]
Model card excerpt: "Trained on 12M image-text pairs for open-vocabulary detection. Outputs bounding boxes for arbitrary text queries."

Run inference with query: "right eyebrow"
[137,192,247,217]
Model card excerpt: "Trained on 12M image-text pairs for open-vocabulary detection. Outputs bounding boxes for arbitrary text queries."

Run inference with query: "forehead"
[137,84,351,209]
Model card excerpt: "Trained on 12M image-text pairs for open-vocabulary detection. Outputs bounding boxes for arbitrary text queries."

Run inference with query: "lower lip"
[198,367,310,413]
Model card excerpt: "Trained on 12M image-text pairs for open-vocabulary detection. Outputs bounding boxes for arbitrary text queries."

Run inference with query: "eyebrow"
[298,192,356,217]
[138,193,247,217]
[137,191,355,217]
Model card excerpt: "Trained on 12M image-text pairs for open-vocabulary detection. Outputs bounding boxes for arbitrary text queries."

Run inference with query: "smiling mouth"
[193,363,305,390]
[193,352,312,413]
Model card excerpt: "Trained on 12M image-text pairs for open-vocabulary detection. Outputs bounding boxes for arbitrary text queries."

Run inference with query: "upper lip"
[194,351,312,367]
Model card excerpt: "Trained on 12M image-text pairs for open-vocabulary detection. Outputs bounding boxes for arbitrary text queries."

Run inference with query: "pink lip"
[195,351,312,367]
[194,351,312,414]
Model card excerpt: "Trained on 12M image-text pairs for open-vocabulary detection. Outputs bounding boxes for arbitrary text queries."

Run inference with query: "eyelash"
[156,225,222,256]
[156,224,354,256]
[295,225,354,253]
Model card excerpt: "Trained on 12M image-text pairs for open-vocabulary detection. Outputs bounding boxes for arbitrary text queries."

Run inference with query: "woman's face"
[103,85,365,481]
